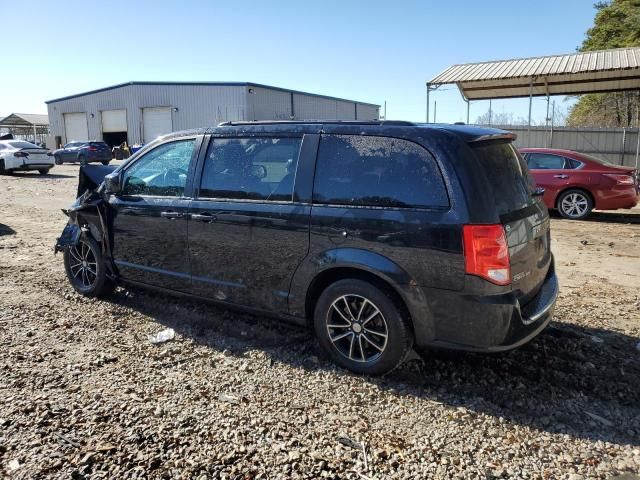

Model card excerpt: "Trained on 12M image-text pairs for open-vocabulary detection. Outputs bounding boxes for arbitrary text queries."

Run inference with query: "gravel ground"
[1,165,639,479]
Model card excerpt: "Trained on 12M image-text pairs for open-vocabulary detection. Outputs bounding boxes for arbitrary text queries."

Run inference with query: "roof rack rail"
[217,120,415,127]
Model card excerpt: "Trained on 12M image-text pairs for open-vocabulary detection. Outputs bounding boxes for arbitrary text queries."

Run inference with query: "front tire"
[102,160,110,165]
[557,189,593,220]
[38,169,51,175]
[63,235,114,297]
[314,279,413,375]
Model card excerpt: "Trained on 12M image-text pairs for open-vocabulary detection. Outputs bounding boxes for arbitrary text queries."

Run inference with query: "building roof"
[45,81,380,108]
[0,113,49,127]
[427,46,640,100]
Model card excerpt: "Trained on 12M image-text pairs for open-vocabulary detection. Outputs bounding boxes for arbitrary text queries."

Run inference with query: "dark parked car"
[53,141,111,165]
[520,148,639,220]
[55,121,558,375]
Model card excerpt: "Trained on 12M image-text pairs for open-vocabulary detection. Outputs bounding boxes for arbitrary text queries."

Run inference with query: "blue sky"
[2,0,596,123]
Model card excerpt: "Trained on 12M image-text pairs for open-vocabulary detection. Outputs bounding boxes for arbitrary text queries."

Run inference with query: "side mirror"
[104,172,122,194]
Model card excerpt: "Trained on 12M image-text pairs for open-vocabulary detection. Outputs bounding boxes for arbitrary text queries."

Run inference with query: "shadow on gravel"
[585,211,640,224]
[12,172,76,179]
[106,286,640,448]
[0,223,16,236]
[550,209,640,224]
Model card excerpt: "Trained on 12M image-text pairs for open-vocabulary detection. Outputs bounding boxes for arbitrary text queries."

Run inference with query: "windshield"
[578,152,620,167]
[8,141,42,149]
[471,141,535,215]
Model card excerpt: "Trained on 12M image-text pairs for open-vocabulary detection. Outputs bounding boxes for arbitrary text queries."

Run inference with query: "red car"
[520,148,639,219]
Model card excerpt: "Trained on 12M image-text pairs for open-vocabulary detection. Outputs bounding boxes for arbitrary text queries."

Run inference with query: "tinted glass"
[527,153,566,169]
[579,152,617,167]
[199,137,301,201]
[472,142,533,215]
[565,157,582,169]
[313,135,448,208]
[122,139,195,196]
[65,142,85,148]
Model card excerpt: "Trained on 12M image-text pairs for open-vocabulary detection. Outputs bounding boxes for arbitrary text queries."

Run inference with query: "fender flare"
[289,248,436,342]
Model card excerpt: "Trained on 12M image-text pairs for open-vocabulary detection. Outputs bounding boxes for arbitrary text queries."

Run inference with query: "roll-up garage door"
[101,109,127,132]
[143,107,172,143]
[64,113,89,142]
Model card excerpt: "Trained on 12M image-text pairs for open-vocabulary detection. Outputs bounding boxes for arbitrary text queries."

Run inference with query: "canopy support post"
[527,77,534,147]
[635,91,640,171]
[426,85,430,123]
[466,99,470,124]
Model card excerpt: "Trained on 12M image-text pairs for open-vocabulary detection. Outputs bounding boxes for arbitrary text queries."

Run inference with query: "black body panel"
[54,122,558,354]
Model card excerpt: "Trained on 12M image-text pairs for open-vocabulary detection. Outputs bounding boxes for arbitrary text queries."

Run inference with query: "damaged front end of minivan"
[54,164,119,279]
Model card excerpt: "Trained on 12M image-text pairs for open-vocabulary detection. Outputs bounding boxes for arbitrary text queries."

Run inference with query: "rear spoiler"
[468,132,517,143]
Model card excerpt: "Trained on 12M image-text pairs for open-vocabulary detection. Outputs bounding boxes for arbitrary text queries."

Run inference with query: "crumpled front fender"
[54,223,82,253]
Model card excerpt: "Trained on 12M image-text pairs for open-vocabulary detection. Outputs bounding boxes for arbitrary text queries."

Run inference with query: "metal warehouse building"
[45,82,380,147]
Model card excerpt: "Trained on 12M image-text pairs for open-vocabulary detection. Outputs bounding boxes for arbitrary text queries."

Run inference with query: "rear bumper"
[88,152,112,162]
[594,185,639,210]
[3,159,54,170]
[412,258,558,352]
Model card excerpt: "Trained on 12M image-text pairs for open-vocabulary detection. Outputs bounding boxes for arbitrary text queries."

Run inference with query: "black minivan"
[56,121,558,375]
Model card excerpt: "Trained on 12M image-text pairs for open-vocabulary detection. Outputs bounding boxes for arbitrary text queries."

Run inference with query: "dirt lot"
[1,164,639,479]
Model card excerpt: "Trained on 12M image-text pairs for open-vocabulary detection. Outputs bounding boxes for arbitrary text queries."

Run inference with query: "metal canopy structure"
[426,47,640,127]
[0,113,50,143]
[428,47,640,101]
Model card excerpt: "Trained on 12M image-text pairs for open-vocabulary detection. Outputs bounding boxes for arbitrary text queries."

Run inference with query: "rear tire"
[38,169,50,175]
[102,160,110,165]
[557,189,593,220]
[54,155,62,165]
[63,234,115,297]
[78,155,87,166]
[314,279,413,375]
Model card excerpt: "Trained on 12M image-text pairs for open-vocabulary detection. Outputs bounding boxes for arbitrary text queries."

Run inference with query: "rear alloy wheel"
[314,279,413,375]
[63,235,114,297]
[557,189,593,220]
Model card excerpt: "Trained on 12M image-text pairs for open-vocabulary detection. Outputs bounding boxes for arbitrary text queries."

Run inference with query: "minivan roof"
[217,120,516,143]
[157,122,515,144]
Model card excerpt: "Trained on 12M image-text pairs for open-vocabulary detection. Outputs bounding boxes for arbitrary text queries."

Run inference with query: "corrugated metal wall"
[482,125,640,167]
[248,86,292,121]
[356,104,380,121]
[47,84,247,145]
[47,84,380,145]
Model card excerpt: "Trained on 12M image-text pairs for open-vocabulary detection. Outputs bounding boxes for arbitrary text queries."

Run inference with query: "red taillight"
[603,173,634,185]
[463,224,511,285]
[87,146,97,152]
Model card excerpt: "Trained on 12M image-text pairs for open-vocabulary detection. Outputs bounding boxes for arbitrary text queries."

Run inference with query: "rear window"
[471,141,534,215]
[313,134,448,208]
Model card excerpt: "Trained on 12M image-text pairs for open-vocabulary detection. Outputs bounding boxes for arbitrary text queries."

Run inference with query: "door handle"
[553,174,569,179]
[160,211,184,220]
[191,213,217,223]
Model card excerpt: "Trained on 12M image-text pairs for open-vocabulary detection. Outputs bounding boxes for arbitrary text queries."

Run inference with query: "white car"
[0,140,55,175]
